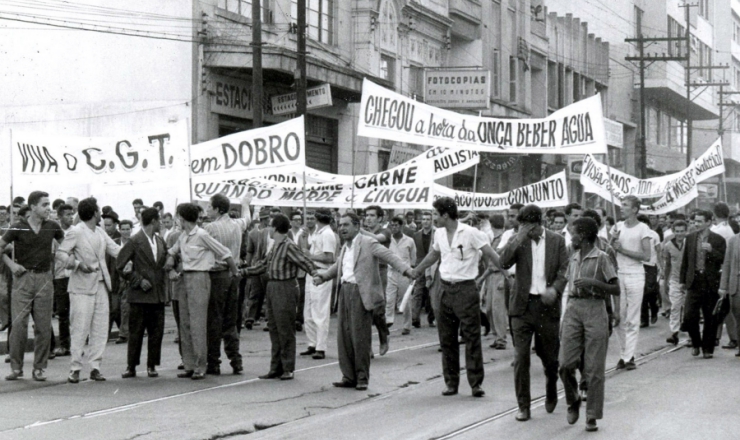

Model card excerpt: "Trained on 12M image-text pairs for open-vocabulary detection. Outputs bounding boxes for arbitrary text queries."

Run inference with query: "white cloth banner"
[358,78,607,155]
[189,116,306,184]
[11,121,189,183]
[433,171,569,210]
[580,137,724,199]
[580,138,723,214]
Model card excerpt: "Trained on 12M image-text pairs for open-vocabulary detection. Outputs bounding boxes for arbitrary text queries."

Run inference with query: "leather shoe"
[355,383,368,391]
[312,351,325,360]
[722,340,738,349]
[67,370,80,384]
[703,352,714,359]
[122,368,136,379]
[177,363,185,370]
[280,372,294,380]
[567,397,582,425]
[32,369,47,382]
[515,408,530,422]
[5,370,23,381]
[692,347,701,356]
[259,371,282,380]
[412,320,421,329]
[147,367,158,378]
[332,379,356,388]
[401,329,410,335]
[300,347,316,356]
[206,366,220,375]
[615,359,625,369]
[232,364,244,375]
[545,398,557,413]
[191,372,206,380]
[472,386,485,398]
[379,342,389,356]
[585,418,598,432]
[441,386,458,396]
[115,337,127,344]
[90,369,106,381]
[666,333,679,345]
[54,348,71,357]
[177,370,194,378]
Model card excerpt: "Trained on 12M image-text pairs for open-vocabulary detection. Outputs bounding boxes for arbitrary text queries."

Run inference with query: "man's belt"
[440,279,475,287]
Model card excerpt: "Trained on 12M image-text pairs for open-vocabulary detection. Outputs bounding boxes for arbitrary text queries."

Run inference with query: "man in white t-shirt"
[301,209,336,360]
[610,195,652,371]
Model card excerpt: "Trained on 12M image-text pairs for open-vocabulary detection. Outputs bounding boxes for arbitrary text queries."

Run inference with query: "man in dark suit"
[314,213,413,390]
[411,211,435,328]
[116,208,169,378]
[499,204,569,422]
[679,209,726,358]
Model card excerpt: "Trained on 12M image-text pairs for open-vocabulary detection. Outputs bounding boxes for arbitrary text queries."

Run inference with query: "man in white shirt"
[711,202,737,350]
[385,216,416,335]
[611,195,652,371]
[637,215,661,328]
[563,203,583,247]
[414,197,502,399]
[301,209,336,360]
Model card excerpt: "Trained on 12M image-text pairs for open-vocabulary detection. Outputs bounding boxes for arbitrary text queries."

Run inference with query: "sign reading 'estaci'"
[358,79,607,155]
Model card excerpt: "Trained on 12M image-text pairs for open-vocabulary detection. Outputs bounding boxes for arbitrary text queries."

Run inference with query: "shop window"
[291,0,333,45]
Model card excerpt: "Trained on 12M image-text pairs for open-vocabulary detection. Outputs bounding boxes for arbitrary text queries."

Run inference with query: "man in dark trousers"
[413,198,501,398]
[117,208,168,378]
[499,204,569,422]
[411,211,436,328]
[247,214,317,381]
[679,209,726,359]
[314,213,413,390]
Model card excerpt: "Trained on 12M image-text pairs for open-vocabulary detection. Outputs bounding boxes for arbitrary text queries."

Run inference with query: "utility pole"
[638,23,647,178]
[683,3,695,167]
[252,0,263,129]
[296,0,307,117]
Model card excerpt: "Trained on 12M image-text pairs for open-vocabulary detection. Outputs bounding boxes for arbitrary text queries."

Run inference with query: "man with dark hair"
[117,208,168,379]
[711,202,737,350]
[412,211,436,328]
[559,217,620,432]
[0,191,65,381]
[385,216,416,335]
[51,199,65,221]
[153,201,164,213]
[301,209,336,360]
[244,208,272,330]
[204,193,252,375]
[413,197,501,398]
[551,212,567,233]
[563,203,583,246]
[483,212,507,349]
[102,211,121,240]
[499,204,569,421]
[57,197,121,383]
[664,220,688,345]
[0,205,8,230]
[611,195,653,371]
[247,214,317,380]
[293,211,315,332]
[52,204,76,358]
[360,205,392,355]
[166,203,239,380]
[637,214,661,328]
[405,211,418,234]
[161,213,175,242]
[315,213,413,390]
[679,210,726,359]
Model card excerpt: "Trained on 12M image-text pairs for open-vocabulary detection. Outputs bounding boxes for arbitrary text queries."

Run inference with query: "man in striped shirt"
[247,214,318,381]
[204,193,252,375]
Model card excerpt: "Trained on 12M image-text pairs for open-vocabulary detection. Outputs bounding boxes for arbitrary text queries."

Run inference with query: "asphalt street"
[0,307,737,440]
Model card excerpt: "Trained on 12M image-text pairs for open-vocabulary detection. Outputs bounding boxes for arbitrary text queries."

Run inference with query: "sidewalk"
[0,305,181,355]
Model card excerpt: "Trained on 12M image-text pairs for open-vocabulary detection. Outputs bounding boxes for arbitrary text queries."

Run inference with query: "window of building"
[608,146,622,167]
[408,65,424,101]
[547,61,558,109]
[699,0,709,19]
[380,55,395,85]
[291,0,333,45]
[509,56,518,103]
[573,72,581,102]
[735,111,740,131]
[492,49,500,98]
[667,16,685,57]
[379,0,398,53]
[220,0,270,21]
[734,18,740,44]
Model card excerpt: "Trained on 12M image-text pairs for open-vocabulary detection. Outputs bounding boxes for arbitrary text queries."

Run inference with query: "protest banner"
[10,121,189,183]
[189,116,305,184]
[433,171,568,210]
[192,177,434,209]
[358,79,607,155]
[580,138,723,213]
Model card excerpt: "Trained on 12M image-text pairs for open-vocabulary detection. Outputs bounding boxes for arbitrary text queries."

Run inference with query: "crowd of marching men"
[0,191,738,433]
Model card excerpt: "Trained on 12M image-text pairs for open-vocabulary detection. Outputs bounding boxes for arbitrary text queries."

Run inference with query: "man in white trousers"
[300,209,336,360]
[610,195,652,371]
[385,216,416,335]
[57,197,121,383]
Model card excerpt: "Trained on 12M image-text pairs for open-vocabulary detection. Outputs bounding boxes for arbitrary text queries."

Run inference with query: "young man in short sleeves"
[0,191,65,381]
[414,197,501,398]
[610,195,652,370]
